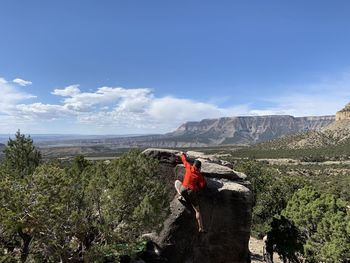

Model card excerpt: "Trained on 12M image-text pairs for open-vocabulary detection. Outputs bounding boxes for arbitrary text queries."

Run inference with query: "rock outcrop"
[336,102,350,121]
[142,149,252,263]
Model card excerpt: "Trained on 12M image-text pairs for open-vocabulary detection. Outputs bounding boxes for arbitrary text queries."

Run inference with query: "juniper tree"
[283,187,350,262]
[4,130,41,178]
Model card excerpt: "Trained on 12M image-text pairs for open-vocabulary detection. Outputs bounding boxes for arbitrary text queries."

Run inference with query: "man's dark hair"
[193,160,201,169]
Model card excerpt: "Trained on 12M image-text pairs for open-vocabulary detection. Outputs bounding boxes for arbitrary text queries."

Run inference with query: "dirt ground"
[249,237,282,263]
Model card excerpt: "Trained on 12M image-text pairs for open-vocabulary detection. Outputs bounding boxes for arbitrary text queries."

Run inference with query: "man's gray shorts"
[175,180,199,208]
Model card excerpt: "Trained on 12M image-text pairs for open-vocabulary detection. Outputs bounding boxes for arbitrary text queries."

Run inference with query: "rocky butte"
[141,148,252,263]
[335,102,350,121]
[322,102,350,133]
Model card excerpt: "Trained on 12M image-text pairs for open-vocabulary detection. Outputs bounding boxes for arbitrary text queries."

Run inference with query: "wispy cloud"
[0,77,36,114]
[52,85,153,112]
[15,103,72,120]
[52,84,80,96]
[253,72,350,117]
[13,78,32,87]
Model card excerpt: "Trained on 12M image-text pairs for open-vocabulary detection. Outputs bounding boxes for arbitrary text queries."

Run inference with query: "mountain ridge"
[167,115,335,145]
[31,115,337,153]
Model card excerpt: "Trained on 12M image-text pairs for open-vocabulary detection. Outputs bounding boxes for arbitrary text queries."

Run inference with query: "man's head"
[193,160,202,170]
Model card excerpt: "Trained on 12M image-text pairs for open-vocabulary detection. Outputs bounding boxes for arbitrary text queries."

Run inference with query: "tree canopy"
[283,187,350,262]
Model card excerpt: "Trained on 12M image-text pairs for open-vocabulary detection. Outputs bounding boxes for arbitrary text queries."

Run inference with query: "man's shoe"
[178,195,185,201]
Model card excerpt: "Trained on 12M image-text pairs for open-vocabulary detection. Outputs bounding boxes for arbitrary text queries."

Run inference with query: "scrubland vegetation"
[1,130,349,262]
[232,139,350,161]
[231,153,350,262]
[0,131,170,262]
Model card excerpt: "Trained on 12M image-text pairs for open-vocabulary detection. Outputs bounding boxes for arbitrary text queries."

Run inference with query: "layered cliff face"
[253,103,350,149]
[336,102,350,121]
[168,115,335,145]
[142,149,252,263]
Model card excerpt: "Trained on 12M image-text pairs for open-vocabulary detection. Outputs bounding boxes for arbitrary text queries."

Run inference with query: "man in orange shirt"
[175,152,207,232]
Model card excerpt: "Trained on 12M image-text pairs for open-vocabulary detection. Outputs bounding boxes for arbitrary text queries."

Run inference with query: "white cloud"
[0,77,38,132]
[147,97,223,121]
[13,78,32,86]
[248,109,284,116]
[52,84,81,97]
[0,78,8,84]
[1,70,350,134]
[52,85,153,112]
[34,86,238,132]
[262,94,342,117]
[15,103,72,120]
[0,77,36,114]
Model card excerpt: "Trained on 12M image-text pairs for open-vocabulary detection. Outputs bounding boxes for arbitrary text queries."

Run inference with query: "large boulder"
[142,149,253,263]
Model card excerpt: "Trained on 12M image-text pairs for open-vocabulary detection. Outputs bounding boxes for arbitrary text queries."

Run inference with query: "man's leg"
[187,190,205,232]
[174,180,185,201]
[266,247,273,263]
[192,205,205,232]
[174,180,182,195]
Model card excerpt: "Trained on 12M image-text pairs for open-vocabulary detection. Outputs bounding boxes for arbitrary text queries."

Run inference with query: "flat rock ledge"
[141,148,253,263]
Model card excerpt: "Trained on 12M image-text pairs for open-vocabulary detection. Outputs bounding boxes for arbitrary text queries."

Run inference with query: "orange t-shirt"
[181,154,206,191]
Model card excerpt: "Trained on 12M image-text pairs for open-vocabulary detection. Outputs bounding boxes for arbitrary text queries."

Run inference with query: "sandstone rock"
[186,151,233,168]
[182,150,246,181]
[154,180,252,263]
[142,148,182,165]
[142,148,253,263]
[336,102,350,121]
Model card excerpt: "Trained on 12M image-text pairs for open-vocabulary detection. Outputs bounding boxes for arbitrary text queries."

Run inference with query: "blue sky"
[1,1,350,134]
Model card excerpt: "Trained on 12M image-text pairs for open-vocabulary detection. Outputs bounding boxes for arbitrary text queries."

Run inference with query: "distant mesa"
[167,115,335,145]
[336,102,350,121]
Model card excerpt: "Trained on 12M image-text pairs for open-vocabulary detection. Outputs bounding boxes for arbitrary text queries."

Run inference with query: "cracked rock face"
[142,148,253,263]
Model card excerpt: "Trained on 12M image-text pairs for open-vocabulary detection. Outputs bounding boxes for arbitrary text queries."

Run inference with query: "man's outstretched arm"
[180,153,191,168]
